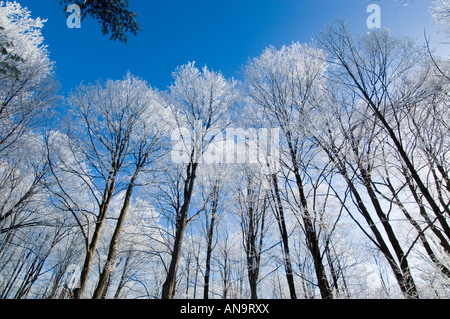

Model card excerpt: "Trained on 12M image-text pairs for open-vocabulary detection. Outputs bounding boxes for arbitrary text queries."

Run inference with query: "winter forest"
[1,0,450,300]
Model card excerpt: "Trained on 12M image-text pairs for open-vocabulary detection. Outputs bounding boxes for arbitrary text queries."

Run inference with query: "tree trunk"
[385,174,450,279]
[402,166,450,254]
[286,138,332,299]
[93,168,139,299]
[359,167,419,298]
[345,65,450,242]
[113,250,132,299]
[161,217,187,299]
[325,242,340,296]
[73,175,116,299]
[161,162,198,299]
[203,185,218,299]
[243,193,266,300]
[323,144,419,299]
[271,173,297,299]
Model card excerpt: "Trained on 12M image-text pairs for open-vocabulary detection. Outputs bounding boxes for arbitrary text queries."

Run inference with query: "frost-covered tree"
[235,165,268,299]
[317,20,450,298]
[432,0,450,29]
[92,76,167,299]
[46,73,166,299]
[0,1,55,154]
[245,42,335,299]
[160,62,238,299]
[0,1,58,267]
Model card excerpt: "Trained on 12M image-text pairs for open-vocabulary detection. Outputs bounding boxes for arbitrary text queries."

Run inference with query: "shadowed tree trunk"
[271,172,297,299]
[204,184,219,299]
[287,137,332,299]
[161,161,198,299]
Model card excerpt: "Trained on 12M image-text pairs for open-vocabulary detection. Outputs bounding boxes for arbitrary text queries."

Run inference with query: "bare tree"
[46,73,161,299]
[214,225,234,299]
[160,62,237,299]
[312,92,419,298]
[245,43,333,298]
[201,171,224,299]
[92,80,167,299]
[317,21,450,297]
[319,22,450,245]
[0,2,57,234]
[432,0,450,31]
[0,2,56,155]
[235,166,268,299]
[268,170,297,299]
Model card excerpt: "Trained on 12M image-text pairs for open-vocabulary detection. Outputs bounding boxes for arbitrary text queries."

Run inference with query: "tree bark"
[359,167,419,298]
[322,144,419,299]
[161,162,198,299]
[286,137,332,299]
[203,185,218,299]
[340,56,450,242]
[93,168,140,299]
[271,173,297,299]
[384,173,450,279]
[73,174,116,299]
[243,192,267,300]
[113,250,132,299]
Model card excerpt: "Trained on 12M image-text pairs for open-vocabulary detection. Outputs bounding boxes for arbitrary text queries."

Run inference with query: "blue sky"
[16,0,446,94]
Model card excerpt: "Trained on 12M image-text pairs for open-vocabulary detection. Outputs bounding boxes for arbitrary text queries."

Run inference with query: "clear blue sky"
[16,0,444,94]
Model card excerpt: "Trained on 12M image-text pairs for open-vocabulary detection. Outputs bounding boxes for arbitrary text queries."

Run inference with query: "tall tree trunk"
[359,168,419,298]
[93,168,140,299]
[271,173,297,299]
[203,185,218,299]
[385,174,450,279]
[161,162,198,299]
[73,175,116,299]
[113,250,132,299]
[161,216,187,299]
[286,138,332,299]
[347,172,416,298]
[402,166,450,254]
[244,193,266,300]
[344,65,450,242]
[325,242,340,296]
[323,144,419,299]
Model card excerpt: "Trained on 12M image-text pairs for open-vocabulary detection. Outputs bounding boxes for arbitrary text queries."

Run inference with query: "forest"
[1,0,450,299]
